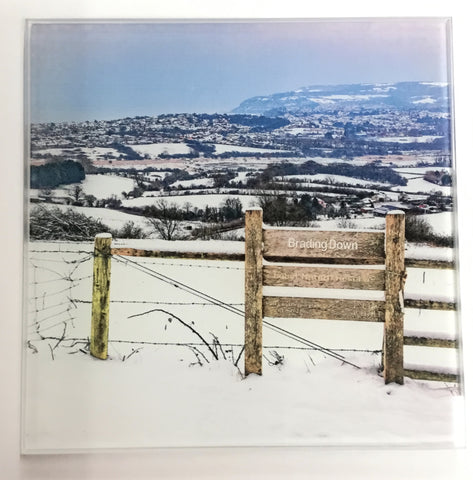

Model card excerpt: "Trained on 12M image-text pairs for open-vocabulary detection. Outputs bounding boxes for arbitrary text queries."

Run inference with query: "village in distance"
[28,81,454,245]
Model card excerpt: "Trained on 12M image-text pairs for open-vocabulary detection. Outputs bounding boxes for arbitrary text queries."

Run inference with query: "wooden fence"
[89,212,459,384]
[245,208,405,384]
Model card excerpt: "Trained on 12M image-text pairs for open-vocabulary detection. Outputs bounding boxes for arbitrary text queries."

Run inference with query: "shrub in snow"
[29,205,111,240]
[405,214,453,247]
[113,221,148,239]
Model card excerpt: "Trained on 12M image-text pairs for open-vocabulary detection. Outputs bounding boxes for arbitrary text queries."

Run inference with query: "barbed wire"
[30,316,78,334]
[26,334,381,354]
[30,262,65,279]
[25,247,377,368]
[29,252,93,262]
[112,254,362,368]
[28,308,74,328]
[113,254,245,317]
[28,249,94,255]
[70,298,244,307]
[28,300,74,315]
[127,257,244,270]
[27,250,91,341]
[29,274,93,286]
[29,276,75,286]
[106,340,380,354]
[29,284,80,301]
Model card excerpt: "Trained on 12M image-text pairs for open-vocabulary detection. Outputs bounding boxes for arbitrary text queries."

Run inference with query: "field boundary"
[88,231,459,384]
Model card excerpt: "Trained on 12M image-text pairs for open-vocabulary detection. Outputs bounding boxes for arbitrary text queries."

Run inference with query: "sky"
[28,19,452,123]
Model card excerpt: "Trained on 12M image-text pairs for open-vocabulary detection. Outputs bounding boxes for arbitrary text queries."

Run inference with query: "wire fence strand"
[26,246,381,365]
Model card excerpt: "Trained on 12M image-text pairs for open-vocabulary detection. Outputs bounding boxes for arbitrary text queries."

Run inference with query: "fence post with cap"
[90,233,112,359]
[244,208,263,376]
[384,211,405,384]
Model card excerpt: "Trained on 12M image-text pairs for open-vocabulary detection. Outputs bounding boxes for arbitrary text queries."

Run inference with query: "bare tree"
[146,199,181,240]
[68,185,83,203]
[83,194,97,207]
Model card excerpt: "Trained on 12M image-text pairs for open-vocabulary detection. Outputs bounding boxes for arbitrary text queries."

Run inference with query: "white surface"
[392,177,452,195]
[1,2,473,480]
[32,174,136,200]
[22,246,461,453]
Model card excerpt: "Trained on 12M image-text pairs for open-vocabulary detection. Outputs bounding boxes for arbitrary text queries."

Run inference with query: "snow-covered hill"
[232,81,450,116]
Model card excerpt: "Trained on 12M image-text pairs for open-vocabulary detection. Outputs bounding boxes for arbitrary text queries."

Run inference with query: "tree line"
[30,160,85,189]
[246,160,407,188]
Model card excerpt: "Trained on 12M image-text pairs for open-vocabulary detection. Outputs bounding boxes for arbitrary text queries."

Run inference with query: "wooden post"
[91,233,112,360]
[245,208,263,376]
[383,211,405,384]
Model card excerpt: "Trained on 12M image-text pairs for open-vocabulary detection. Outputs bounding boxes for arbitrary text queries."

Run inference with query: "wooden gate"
[244,208,406,384]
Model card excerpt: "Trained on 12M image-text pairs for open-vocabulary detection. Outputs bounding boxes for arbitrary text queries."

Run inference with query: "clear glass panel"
[22,18,464,453]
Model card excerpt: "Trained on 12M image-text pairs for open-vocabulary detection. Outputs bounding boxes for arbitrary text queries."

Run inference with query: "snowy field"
[78,174,135,198]
[127,143,192,156]
[170,177,215,188]
[22,240,463,452]
[213,143,288,154]
[392,177,452,195]
[34,204,153,233]
[124,143,289,158]
[374,135,444,143]
[229,171,250,185]
[275,173,389,187]
[423,211,456,237]
[353,154,443,167]
[32,202,455,241]
[122,193,260,210]
[31,174,136,200]
[394,167,452,176]
[316,211,455,238]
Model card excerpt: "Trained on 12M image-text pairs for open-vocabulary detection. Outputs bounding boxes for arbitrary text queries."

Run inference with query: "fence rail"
[110,247,245,262]
[404,298,457,311]
[110,247,455,270]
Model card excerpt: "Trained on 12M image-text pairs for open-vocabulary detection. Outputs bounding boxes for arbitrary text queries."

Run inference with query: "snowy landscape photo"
[22,19,464,452]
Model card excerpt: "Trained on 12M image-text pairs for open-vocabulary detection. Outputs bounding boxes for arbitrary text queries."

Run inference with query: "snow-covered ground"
[303,212,454,238]
[394,167,452,176]
[375,135,444,143]
[392,177,452,195]
[124,143,289,158]
[22,240,463,452]
[213,143,288,154]
[122,193,260,210]
[353,154,442,167]
[423,211,456,237]
[31,174,136,200]
[33,204,153,233]
[127,143,192,157]
[275,174,389,187]
[31,202,455,242]
[79,174,136,198]
[229,171,250,185]
[339,211,454,238]
[170,177,215,188]
[81,147,122,160]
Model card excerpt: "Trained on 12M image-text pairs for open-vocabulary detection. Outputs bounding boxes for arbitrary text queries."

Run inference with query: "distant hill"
[232,81,450,116]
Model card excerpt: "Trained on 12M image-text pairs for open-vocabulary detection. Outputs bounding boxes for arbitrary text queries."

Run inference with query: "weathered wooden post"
[91,233,112,359]
[384,211,406,384]
[245,208,263,376]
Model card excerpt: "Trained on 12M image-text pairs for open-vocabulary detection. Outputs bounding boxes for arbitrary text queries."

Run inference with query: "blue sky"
[29,19,451,123]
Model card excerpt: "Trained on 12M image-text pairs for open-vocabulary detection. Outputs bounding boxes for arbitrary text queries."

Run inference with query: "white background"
[1,1,472,478]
